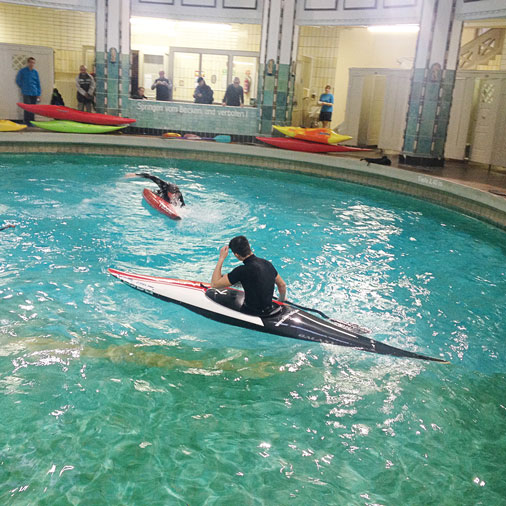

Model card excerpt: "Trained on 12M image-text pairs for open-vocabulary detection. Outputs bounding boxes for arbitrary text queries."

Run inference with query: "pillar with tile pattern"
[401,0,462,167]
[95,0,130,116]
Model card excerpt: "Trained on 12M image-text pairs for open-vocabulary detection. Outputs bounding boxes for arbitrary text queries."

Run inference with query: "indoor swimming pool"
[1,153,505,504]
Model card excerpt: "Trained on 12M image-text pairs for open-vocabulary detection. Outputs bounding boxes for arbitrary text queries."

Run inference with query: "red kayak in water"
[142,188,181,220]
[257,137,371,153]
[17,103,136,126]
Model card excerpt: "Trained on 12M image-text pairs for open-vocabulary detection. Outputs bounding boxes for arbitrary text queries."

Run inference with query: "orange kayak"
[273,125,352,145]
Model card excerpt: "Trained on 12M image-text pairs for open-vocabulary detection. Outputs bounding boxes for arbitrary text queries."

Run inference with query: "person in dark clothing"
[193,77,214,104]
[222,77,244,107]
[125,172,185,207]
[50,88,65,106]
[0,224,16,231]
[211,235,287,315]
[132,87,148,100]
[76,65,96,112]
[151,71,173,101]
[15,57,41,124]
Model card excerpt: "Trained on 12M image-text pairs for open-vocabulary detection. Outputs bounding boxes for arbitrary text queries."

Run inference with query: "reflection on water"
[2,337,284,379]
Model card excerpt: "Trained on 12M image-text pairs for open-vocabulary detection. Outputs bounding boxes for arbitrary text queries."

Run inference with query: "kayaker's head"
[27,57,36,70]
[229,236,252,261]
[233,77,240,88]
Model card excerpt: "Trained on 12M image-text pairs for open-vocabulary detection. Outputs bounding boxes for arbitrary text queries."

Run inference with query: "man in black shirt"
[193,77,214,104]
[222,77,244,107]
[211,235,287,315]
[125,172,185,207]
[151,71,173,101]
[76,65,96,112]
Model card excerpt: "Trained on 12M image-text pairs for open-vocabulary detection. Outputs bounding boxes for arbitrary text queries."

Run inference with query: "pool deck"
[1,130,505,229]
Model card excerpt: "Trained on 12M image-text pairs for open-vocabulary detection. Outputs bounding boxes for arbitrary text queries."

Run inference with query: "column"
[258,0,297,134]
[401,0,462,166]
[95,0,130,116]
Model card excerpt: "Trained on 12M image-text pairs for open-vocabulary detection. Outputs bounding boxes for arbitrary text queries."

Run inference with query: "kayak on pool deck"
[257,137,371,153]
[0,120,27,132]
[273,125,352,145]
[17,103,136,126]
[31,120,127,134]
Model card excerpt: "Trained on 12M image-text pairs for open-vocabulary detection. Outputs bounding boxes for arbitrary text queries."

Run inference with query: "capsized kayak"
[0,120,27,132]
[257,137,371,153]
[31,120,127,134]
[143,188,181,220]
[273,126,352,145]
[108,268,448,363]
[17,103,136,126]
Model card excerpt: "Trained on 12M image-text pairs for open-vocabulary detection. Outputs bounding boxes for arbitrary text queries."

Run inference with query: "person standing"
[15,57,41,125]
[211,235,287,316]
[151,71,173,101]
[193,77,214,104]
[222,77,244,107]
[76,65,96,112]
[318,85,334,129]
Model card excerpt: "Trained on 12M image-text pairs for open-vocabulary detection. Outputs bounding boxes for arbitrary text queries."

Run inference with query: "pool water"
[1,154,505,504]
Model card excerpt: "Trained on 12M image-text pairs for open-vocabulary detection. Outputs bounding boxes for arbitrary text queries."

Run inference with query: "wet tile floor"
[341,151,506,196]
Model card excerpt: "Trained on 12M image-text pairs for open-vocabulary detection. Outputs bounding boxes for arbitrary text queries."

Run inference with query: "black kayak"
[108,268,448,363]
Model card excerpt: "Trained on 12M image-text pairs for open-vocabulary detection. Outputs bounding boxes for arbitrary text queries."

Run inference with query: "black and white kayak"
[108,268,448,363]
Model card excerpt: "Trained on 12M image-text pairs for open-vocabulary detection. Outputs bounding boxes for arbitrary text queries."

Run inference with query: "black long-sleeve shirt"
[223,84,244,106]
[136,173,185,206]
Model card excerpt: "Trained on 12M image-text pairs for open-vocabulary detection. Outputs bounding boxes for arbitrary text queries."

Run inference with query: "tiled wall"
[0,3,95,108]
[297,26,340,96]
[131,19,261,54]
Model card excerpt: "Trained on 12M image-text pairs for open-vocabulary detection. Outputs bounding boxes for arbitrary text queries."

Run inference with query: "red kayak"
[257,137,371,153]
[143,188,181,220]
[17,103,136,126]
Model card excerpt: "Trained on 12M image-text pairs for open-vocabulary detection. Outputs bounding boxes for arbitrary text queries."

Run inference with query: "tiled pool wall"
[1,133,505,230]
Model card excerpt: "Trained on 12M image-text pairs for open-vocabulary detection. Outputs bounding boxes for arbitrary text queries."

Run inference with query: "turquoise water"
[1,153,505,505]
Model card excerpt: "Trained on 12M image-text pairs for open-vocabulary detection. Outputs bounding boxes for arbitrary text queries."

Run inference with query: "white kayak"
[108,268,448,362]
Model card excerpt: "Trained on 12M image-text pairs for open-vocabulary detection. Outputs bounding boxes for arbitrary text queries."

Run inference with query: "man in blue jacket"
[16,57,41,124]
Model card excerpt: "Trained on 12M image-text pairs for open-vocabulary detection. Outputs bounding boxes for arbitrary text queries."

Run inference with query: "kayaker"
[125,172,185,207]
[211,235,287,316]
[0,224,15,231]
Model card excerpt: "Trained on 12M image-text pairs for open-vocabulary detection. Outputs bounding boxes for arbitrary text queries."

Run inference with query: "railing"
[459,28,505,70]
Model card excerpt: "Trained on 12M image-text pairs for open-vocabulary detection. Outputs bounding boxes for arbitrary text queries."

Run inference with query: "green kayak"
[31,120,127,134]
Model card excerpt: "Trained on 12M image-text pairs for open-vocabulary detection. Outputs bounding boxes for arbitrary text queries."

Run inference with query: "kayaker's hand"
[218,245,229,260]
[124,173,137,178]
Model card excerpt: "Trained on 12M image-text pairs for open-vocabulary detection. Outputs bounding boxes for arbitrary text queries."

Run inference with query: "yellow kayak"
[273,125,351,145]
[0,120,27,132]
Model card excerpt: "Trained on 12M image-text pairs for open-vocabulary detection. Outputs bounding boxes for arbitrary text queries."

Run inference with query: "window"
[170,48,258,104]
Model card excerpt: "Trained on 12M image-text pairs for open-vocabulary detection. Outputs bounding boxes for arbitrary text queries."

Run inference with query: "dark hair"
[27,57,36,63]
[229,236,251,257]
[197,77,204,83]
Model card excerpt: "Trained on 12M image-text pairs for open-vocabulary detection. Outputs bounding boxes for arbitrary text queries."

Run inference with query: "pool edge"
[1,132,505,230]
